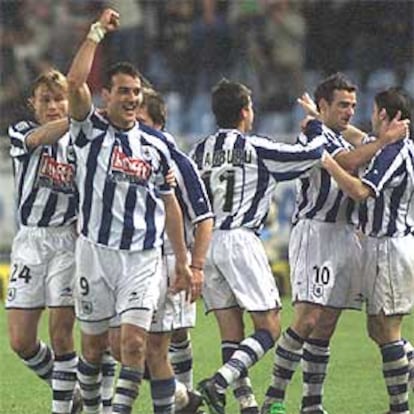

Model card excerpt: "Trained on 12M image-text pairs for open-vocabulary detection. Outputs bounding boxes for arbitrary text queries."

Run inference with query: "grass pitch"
[1,299,413,413]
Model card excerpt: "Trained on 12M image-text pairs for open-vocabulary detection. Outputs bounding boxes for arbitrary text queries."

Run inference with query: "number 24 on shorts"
[9,263,32,284]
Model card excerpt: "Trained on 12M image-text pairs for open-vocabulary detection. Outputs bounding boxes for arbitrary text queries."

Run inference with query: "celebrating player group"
[5,8,413,414]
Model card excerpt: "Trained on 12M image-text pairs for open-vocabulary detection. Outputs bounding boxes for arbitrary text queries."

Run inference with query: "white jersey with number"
[190,128,324,232]
[70,108,174,251]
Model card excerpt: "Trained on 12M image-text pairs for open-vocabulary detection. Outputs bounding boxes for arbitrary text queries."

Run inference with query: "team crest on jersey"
[37,153,76,194]
[110,145,152,185]
[14,120,34,132]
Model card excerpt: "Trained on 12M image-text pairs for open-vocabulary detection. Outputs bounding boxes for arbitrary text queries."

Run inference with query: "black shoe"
[176,389,204,414]
[197,378,225,414]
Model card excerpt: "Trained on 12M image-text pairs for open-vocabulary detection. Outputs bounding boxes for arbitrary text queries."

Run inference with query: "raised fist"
[98,8,120,32]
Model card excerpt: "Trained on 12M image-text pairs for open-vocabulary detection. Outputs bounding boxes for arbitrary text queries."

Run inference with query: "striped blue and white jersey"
[160,132,213,254]
[8,120,77,227]
[190,128,324,231]
[357,137,414,238]
[292,123,356,225]
[70,108,174,251]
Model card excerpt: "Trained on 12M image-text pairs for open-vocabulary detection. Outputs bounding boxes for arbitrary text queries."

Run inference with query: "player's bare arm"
[322,152,371,201]
[189,217,214,301]
[26,118,69,150]
[299,93,409,174]
[335,111,409,173]
[67,8,120,121]
[162,193,193,300]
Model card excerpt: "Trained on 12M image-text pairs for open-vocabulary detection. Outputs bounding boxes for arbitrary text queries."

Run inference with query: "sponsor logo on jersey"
[37,153,76,193]
[110,146,152,185]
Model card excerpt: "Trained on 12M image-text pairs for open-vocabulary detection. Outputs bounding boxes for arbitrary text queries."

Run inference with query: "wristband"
[87,21,107,43]
[190,265,203,271]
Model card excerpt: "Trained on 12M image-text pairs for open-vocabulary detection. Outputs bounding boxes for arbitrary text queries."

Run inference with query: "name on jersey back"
[202,148,252,168]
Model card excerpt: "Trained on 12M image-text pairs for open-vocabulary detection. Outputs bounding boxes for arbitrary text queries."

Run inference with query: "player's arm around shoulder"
[322,152,372,201]
[335,111,409,174]
[25,119,69,150]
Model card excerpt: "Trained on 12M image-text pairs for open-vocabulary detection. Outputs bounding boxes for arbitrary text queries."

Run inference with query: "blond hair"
[30,69,68,97]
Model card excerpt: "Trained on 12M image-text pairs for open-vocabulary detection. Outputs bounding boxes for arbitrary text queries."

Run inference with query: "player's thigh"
[364,235,414,316]
[151,254,195,333]
[6,229,48,309]
[45,249,75,308]
[290,220,362,309]
[117,248,163,331]
[74,236,117,323]
[212,229,281,312]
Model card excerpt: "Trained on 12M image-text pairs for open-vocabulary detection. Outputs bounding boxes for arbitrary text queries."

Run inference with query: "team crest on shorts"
[7,288,16,302]
[313,285,324,298]
[81,300,93,315]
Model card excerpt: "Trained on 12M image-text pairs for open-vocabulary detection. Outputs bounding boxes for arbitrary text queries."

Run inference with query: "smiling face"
[30,83,68,125]
[319,89,356,132]
[102,73,142,129]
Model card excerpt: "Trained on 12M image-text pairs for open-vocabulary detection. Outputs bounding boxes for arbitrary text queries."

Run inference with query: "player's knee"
[50,333,74,355]
[292,315,318,338]
[81,334,108,364]
[9,335,38,359]
[121,332,146,362]
[267,320,281,341]
[367,318,383,345]
[253,309,281,341]
[108,333,121,362]
[146,334,169,364]
[171,328,189,343]
[146,346,168,372]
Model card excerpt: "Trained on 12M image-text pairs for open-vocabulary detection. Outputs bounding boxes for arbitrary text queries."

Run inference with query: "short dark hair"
[374,87,411,122]
[103,62,142,90]
[141,88,167,129]
[314,72,357,110]
[211,79,251,128]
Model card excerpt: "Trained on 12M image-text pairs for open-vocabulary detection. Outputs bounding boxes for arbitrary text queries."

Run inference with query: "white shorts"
[74,236,162,332]
[6,225,76,309]
[150,253,196,333]
[202,228,281,313]
[362,234,414,316]
[289,219,363,309]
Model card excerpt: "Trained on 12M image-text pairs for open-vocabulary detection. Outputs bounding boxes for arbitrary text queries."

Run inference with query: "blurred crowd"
[1,0,413,144]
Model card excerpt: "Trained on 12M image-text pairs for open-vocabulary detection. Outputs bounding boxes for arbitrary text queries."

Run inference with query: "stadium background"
[0,0,413,295]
